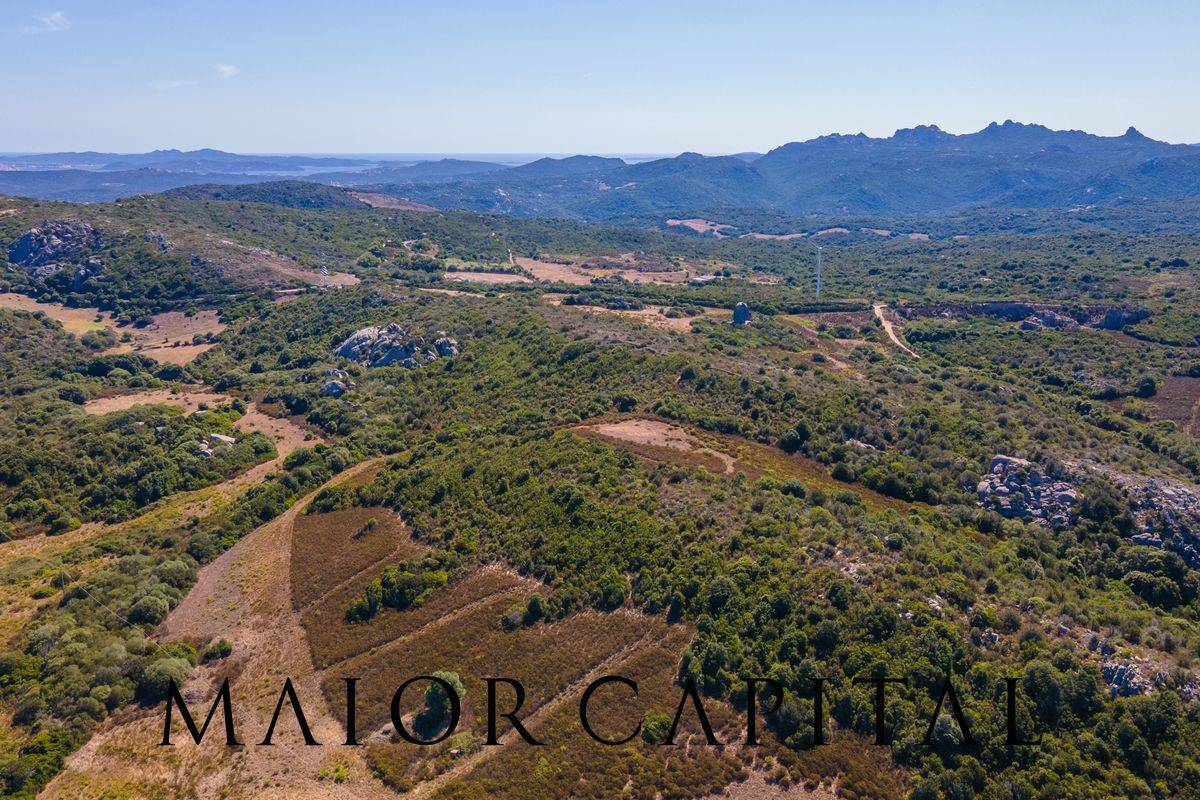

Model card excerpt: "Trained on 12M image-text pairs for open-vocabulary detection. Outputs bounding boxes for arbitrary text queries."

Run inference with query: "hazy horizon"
[3,1,1198,153]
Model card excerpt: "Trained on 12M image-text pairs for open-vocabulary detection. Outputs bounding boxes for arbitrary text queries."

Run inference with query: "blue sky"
[2,0,1197,154]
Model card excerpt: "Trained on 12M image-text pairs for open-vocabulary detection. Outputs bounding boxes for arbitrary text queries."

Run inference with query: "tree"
[417,671,465,735]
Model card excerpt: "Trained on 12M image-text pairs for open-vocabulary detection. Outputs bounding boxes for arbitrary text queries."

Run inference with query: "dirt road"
[873,303,919,358]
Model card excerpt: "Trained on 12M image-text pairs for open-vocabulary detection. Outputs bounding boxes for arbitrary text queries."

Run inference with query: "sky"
[2,0,1198,154]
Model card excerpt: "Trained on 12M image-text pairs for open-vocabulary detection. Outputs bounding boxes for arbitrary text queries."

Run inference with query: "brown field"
[514,256,593,285]
[0,292,112,334]
[543,295,712,333]
[812,227,850,238]
[137,309,226,342]
[443,271,532,284]
[1146,375,1200,435]
[418,287,480,297]
[741,231,807,240]
[291,507,424,609]
[82,388,229,415]
[907,232,930,241]
[575,417,909,512]
[136,342,215,364]
[861,228,893,237]
[360,614,682,797]
[212,236,360,287]
[303,567,536,669]
[666,218,736,237]
[328,608,663,742]
[349,191,437,211]
[408,624,749,800]
[577,419,735,474]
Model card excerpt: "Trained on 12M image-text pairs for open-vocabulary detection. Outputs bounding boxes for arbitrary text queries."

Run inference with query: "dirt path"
[46,459,391,800]
[873,303,919,358]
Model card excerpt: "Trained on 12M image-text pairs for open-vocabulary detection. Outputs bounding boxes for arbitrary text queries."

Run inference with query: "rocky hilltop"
[977,455,1078,528]
[332,323,458,369]
[6,220,104,284]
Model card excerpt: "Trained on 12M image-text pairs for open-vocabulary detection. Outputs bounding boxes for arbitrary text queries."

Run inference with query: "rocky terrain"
[977,455,1078,528]
[332,322,459,369]
[6,219,104,281]
[1095,468,1200,567]
[905,301,1150,331]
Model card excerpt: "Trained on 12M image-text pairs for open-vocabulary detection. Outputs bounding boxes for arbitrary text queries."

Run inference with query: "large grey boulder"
[7,220,103,278]
[333,323,459,368]
[732,302,752,326]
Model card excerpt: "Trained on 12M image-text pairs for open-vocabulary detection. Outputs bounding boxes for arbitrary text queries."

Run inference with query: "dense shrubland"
[0,194,1199,797]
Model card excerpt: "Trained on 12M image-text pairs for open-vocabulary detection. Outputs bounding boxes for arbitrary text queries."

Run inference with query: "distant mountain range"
[3,123,1199,216]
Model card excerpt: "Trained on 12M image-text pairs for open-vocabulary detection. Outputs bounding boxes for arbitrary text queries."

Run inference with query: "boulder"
[732,302,752,326]
[7,220,102,274]
[333,323,459,369]
[320,380,349,398]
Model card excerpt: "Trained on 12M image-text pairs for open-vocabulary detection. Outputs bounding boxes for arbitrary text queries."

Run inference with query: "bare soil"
[514,256,593,285]
[577,418,735,474]
[0,292,111,335]
[443,271,531,284]
[83,388,229,415]
[1146,375,1200,436]
[666,218,736,237]
[348,191,436,211]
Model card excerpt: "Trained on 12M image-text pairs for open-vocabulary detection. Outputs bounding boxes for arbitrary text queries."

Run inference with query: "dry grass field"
[291,507,425,609]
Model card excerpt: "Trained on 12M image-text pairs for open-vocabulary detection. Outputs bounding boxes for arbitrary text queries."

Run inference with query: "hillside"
[0,191,1199,800]
[163,180,369,209]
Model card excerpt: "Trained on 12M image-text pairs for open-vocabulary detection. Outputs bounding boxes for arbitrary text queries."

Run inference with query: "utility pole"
[815,244,823,299]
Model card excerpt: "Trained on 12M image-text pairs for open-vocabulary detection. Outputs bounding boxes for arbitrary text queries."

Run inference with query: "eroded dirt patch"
[577,418,735,474]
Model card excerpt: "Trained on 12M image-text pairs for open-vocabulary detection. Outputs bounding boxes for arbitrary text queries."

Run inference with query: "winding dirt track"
[873,303,919,358]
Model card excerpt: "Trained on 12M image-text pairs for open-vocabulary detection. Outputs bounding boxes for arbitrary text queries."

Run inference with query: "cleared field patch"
[576,417,908,512]
[350,191,437,211]
[666,218,736,237]
[0,292,112,335]
[577,418,735,474]
[82,388,228,415]
[291,507,425,609]
[331,609,661,738]
[1146,375,1200,435]
[137,309,226,342]
[304,567,534,669]
[515,256,593,285]
[135,342,214,364]
[741,230,806,240]
[443,271,532,284]
[543,294,715,333]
